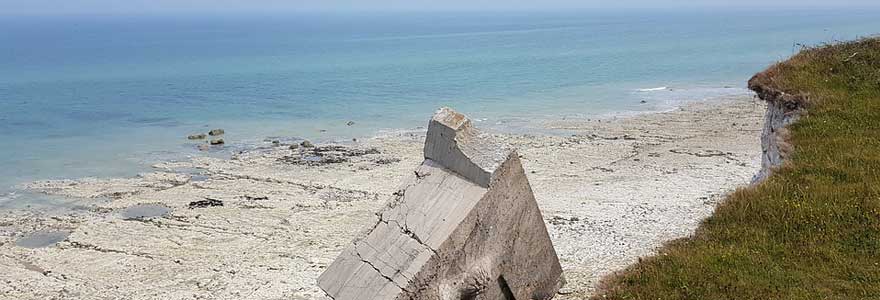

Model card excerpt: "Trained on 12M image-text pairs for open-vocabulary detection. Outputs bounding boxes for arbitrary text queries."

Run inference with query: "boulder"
[187,133,207,140]
[318,107,562,300]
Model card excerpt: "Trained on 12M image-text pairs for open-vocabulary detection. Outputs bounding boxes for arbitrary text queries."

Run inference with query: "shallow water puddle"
[303,155,323,163]
[190,174,210,182]
[15,231,71,249]
[121,204,171,220]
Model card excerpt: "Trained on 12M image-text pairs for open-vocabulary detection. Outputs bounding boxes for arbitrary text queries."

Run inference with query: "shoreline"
[0,94,765,299]
[0,86,753,212]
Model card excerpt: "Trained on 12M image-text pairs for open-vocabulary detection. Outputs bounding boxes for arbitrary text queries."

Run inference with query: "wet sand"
[0,95,765,299]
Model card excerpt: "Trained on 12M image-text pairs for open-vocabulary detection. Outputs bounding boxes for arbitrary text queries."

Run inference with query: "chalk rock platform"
[318,108,562,300]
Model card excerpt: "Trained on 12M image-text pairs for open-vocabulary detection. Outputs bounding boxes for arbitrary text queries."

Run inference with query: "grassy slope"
[595,38,880,300]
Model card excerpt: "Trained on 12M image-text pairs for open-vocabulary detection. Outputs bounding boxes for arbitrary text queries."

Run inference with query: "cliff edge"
[593,38,880,299]
[747,67,807,182]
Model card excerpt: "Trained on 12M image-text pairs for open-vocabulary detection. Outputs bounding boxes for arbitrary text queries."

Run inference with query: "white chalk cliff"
[749,76,806,183]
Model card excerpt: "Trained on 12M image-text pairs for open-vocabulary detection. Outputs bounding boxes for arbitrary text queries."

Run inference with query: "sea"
[2,9,879,209]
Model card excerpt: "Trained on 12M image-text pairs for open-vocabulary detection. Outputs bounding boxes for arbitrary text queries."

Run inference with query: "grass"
[594,38,880,300]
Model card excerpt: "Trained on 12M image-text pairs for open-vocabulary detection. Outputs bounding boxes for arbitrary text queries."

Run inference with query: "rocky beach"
[1,95,765,299]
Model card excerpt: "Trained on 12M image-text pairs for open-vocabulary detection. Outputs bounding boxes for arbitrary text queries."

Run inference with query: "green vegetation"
[595,38,880,299]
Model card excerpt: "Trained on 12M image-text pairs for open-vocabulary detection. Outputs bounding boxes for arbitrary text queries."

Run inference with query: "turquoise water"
[1,9,879,208]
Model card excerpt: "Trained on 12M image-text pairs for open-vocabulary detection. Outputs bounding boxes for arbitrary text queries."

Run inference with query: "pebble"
[557,287,575,295]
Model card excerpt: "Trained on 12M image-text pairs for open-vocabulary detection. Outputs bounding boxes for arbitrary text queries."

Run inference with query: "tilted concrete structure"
[318,107,562,300]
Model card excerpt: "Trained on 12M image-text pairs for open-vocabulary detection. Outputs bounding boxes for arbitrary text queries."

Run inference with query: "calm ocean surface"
[1,9,879,209]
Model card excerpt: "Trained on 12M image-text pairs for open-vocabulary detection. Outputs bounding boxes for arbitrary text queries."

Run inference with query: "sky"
[2,0,880,15]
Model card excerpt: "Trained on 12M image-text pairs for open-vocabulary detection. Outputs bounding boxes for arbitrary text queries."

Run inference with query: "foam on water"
[631,86,753,112]
[0,191,17,206]
[636,87,669,92]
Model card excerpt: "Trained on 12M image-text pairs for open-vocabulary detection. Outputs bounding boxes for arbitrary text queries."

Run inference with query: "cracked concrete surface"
[319,107,561,300]
[0,95,765,299]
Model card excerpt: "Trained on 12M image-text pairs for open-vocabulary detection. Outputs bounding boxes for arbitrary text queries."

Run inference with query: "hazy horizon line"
[3,3,880,17]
